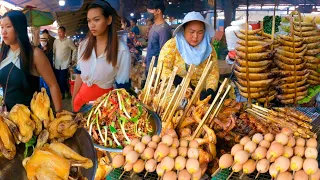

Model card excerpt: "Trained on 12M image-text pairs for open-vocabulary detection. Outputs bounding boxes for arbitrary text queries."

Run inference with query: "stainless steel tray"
[0,128,97,180]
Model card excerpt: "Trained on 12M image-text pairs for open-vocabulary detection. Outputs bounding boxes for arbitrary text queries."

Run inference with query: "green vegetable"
[298,85,320,104]
[263,16,281,34]
[118,116,131,143]
[110,122,122,147]
[24,136,37,158]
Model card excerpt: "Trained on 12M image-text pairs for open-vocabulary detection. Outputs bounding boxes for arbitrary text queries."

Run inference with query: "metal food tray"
[212,107,320,180]
[106,168,159,180]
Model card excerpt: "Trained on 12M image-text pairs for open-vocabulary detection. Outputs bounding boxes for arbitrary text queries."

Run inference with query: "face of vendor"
[87,7,112,37]
[184,21,205,47]
[1,17,18,46]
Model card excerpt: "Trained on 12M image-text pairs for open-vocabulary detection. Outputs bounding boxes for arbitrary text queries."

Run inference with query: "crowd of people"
[0,0,219,114]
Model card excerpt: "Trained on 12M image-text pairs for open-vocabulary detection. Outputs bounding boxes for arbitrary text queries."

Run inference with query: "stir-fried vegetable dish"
[85,89,153,148]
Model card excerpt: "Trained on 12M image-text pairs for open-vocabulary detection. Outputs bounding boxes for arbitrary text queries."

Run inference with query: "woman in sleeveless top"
[0,10,62,111]
[72,1,131,112]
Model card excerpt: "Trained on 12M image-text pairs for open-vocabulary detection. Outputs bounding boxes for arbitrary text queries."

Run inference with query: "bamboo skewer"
[154,77,168,111]
[191,79,230,139]
[143,67,157,104]
[152,62,163,98]
[162,85,182,121]
[158,67,178,114]
[245,0,251,108]
[291,14,298,106]
[166,65,195,124]
[177,60,214,128]
[144,56,156,89]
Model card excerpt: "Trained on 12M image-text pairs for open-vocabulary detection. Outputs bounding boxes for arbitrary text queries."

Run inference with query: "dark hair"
[121,18,130,28]
[147,0,166,14]
[42,29,49,34]
[82,0,119,67]
[58,26,66,32]
[0,10,33,73]
[131,18,137,24]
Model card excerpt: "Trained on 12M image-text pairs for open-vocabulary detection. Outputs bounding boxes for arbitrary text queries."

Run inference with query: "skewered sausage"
[276,48,306,59]
[305,48,320,56]
[278,44,307,53]
[274,59,306,71]
[306,42,320,49]
[236,51,274,61]
[278,38,304,47]
[239,29,262,35]
[256,91,277,103]
[304,56,320,63]
[235,44,270,53]
[275,54,304,65]
[234,71,276,81]
[294,30,319,37]
[276,79,307,89]
[278,74,309,84]
[293,25,316,32]
[277,90,308,100]
[235,63,269,73]
[237,40,269,47]
[276,84,309,94]
[235,82,268,93]
[234,32,266,40]
[236,77,274,87]
[236,59,272,67]
[304,36,320,43]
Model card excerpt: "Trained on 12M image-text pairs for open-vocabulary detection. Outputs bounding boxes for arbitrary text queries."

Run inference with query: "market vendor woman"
[159,12,219,101]
[0,11,62,111]
[72,0,130,112]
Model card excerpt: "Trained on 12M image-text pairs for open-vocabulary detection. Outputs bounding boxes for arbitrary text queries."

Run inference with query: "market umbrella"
[22,6,54,27]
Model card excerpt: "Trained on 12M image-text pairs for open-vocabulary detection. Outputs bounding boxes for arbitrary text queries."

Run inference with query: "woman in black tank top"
[0,10,62,111]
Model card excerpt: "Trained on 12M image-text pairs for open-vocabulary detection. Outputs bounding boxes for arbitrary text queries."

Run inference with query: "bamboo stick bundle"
[191,79,230,139]
[143,67,157,104]
[157,67,178,114]
[176,59,214,128]
[162,85,182,122]
[164,65,196,123]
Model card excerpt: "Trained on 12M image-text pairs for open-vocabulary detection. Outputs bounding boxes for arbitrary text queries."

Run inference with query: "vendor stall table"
[106,107,320,180]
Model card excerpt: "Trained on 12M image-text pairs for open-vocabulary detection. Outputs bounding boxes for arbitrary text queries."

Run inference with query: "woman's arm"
[33,47,62,111]
[72,74,82,110]
[115,46,131,89]
[206,47,219,91]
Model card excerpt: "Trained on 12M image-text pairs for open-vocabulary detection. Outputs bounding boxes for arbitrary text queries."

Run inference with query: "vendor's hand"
[200,88,217,104]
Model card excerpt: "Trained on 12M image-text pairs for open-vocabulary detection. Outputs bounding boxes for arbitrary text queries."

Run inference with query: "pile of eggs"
[214,128,320,180]
[110,130,202,180]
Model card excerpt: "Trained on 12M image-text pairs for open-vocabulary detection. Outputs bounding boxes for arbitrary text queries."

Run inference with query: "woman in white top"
[72,0,131,112]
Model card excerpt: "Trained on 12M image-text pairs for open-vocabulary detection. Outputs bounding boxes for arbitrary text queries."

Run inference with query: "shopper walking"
[53,26,77,99]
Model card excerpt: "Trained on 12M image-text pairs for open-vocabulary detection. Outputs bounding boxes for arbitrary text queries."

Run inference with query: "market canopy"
[54,0,319,35]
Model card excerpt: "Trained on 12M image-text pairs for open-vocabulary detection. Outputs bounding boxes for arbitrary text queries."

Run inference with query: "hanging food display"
[234,29,278,103]
[293,19,320,86]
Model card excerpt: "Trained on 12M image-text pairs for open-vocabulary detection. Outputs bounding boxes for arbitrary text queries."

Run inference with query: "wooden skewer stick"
[118,170,126,179]
[240,172,245,179]
[143,67,157,104]
[167,65,195,125]
[193,83,231,139]
[158,67,178,114]
[165,65,195,124]
[152,62,163,98]
[177,60,214,128]
[144,56,156,90]
[144,171,149,178]
[191,78,228,138]
[130,172,135,178]
[162,85,182,121]
[211,167,221,177]
[155,77,168,111]
[226,171,234,180]
[161,170,166,180]
[255,171,261,179]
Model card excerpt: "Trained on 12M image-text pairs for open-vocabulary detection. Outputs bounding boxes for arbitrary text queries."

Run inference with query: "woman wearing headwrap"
[158,11,219,101]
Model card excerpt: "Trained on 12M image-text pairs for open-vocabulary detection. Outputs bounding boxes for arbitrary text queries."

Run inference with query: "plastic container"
[225,20,252,51]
